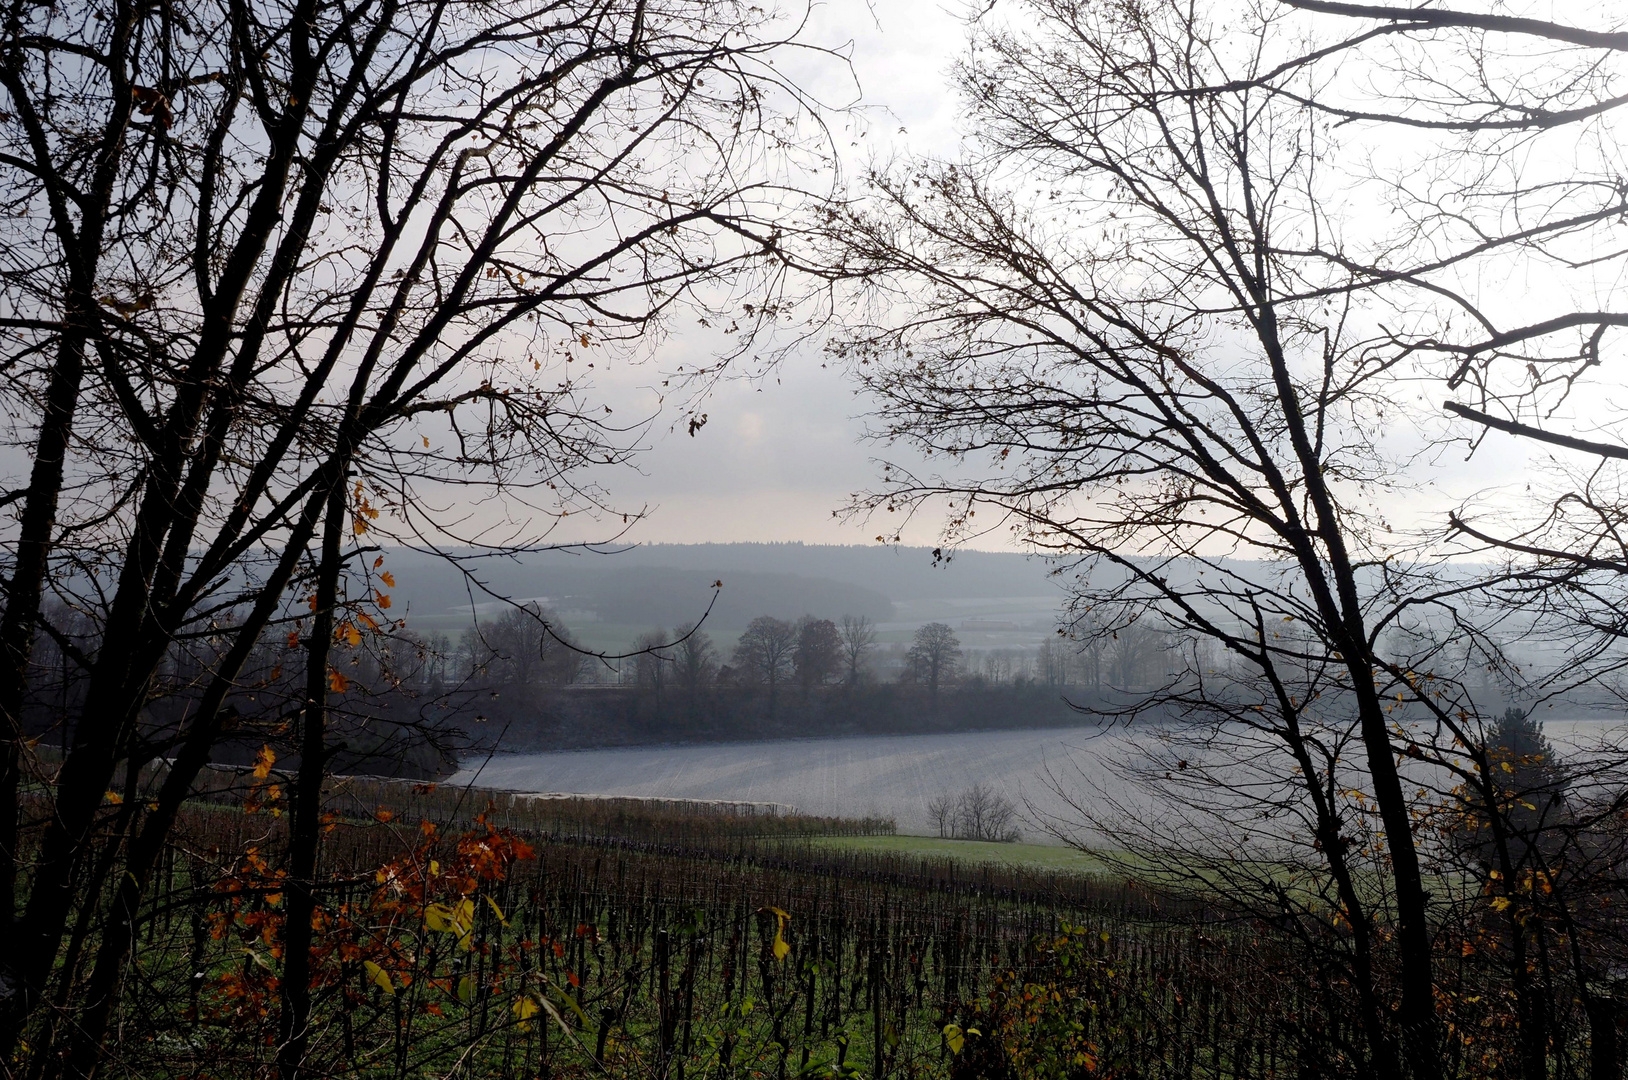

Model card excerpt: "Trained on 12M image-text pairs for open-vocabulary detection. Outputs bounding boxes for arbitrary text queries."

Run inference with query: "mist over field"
[455,725,1117,837]
[457,716,1628,839]
[382,541,1066,646]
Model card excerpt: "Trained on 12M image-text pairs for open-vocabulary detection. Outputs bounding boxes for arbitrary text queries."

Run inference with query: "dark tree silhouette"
[907,622,960,706]
[838,614,877,688]
[807,1,1591,1071]
[733,616,797,715]
[0,0,833,1069]
[672,622,718,700]
[793,616,842,692]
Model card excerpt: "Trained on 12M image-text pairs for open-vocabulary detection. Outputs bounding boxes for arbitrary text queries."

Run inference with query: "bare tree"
[0,0,832,1069]
[954,784,1020,844]
[926,791,955,838]
[1231,12,1628,1072]
[672,621,717,699]
[927,785,1021,842]
[793,615,841,692]
[906,622,960,705]
[809,1,1577,1072]
[634,629,675,699]
[1104,623,1162,693]
[838,613,876,687]
[732,615,797,714]
[469,603,581,688]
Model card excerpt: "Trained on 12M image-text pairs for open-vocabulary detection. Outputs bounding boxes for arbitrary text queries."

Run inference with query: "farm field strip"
[454,719,1628,840]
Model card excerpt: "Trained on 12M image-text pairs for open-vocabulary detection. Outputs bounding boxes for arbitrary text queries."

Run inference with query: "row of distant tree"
[23,599,1517,748]
[22,592,1530,771]
[456,605,1308,699]
[462,608,969,708]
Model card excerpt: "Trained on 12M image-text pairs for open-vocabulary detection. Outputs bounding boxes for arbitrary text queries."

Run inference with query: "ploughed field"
[454,718,1628,840]
[452,725,1134,839]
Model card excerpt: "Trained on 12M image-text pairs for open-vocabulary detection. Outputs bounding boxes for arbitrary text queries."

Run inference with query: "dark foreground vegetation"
[8,767,1621,1080]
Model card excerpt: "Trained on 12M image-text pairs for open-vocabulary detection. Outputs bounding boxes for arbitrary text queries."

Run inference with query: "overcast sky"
[524,0,1560,555]
[544,0,972,550]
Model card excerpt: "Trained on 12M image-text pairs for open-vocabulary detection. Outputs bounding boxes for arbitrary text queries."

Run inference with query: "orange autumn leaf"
[380,571,395,587]
[329,668,349,693]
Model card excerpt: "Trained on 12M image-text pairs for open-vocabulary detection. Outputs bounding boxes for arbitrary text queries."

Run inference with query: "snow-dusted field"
[451,717,1628,840]
[451,725,1136,840]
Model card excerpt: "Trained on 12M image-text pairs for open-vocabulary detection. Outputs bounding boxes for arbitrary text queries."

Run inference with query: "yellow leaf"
[513,995,540,1021]
[486,895,508,926]
[763,906,791,963]
[253,745,276,780]
[429,860,440,877]
[363,960,394,994]
[352,517,368,535]
[1490,896,1512,913]
[424,903,455,933]
[453,898,476,950]
[458,975,478,1005]
[943,1024,965,1054]
[105,790,123,805]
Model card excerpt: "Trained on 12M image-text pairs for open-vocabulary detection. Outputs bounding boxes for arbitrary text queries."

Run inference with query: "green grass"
[803,832,1118,873]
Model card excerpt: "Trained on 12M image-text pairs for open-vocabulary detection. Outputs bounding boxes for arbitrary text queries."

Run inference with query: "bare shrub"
[928,784,1022,843]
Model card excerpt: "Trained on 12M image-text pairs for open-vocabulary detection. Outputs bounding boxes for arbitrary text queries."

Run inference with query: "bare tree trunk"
[57,478,336,1080]
[1586,995,1621,1080]
[275,480,349,1080]
[0,323,89,981]
[1258,302,1440,1077]
[0,0,137,1014]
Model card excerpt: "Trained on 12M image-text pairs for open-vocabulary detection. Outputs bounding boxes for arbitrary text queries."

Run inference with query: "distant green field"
[804,833,1117,873]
